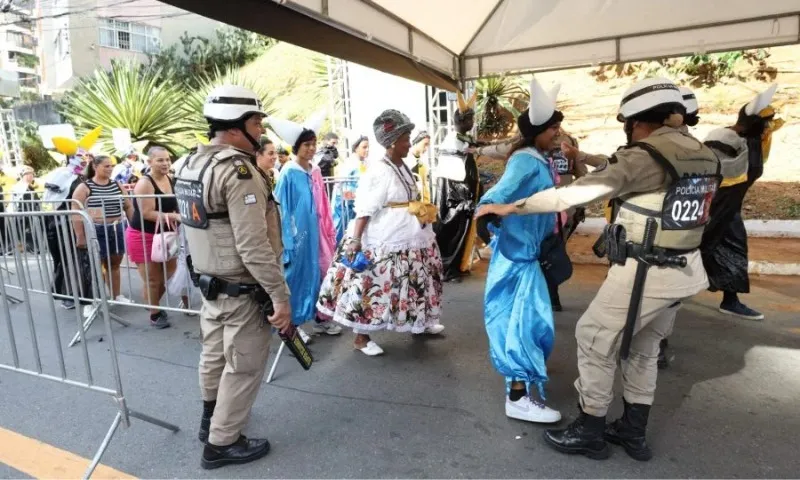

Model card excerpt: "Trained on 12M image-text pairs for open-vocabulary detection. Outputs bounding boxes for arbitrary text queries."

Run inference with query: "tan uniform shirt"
[513,126,708,297]
[183,144,290,304]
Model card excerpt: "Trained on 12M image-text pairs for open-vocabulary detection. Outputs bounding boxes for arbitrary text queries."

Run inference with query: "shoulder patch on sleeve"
[232,159,253,179]
[244,193,257,205]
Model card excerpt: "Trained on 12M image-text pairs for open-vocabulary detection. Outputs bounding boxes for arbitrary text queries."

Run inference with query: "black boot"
[198,400,215,443]
[604,400,652,461]
[543,410,610,460]
[201,435,271,470]
[657,338,669,370]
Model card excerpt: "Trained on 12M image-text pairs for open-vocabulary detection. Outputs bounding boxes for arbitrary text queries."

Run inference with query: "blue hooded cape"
[478,147,556,398]
[274,161,321,325]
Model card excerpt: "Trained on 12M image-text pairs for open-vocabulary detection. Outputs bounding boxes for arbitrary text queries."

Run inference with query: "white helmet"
[203,85,266,122]
[617,77,684,122]
[679,86,699,115]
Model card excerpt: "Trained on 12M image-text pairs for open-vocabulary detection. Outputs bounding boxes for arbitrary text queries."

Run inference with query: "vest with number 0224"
[611,131,721,251]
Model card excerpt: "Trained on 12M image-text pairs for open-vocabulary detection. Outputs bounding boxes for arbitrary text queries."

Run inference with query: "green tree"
[148,26,275,89]
[182,67,283,140]
[474,76,525,140]
[17,120,59,174]
[59,60,188,154]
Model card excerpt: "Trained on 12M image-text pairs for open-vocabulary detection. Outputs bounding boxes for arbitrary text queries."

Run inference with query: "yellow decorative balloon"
[52,137,79,156]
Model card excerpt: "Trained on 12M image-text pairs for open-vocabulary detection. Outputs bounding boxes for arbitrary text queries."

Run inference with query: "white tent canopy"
[162,0,800,89]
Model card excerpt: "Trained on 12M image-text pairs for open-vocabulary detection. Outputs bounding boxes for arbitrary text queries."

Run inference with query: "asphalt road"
[1,263,799,478]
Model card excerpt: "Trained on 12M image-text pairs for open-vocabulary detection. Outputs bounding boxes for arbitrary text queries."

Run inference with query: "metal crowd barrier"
[0,208,179,479]
[83,194,198,305]
[0,193,200,346]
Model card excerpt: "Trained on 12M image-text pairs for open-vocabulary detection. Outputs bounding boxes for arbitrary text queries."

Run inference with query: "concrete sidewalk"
[1,264,799,478]
[566,231,800,275]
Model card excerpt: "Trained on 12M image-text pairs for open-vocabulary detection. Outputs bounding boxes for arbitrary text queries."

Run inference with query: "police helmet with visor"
[617,77,686,142]
[204,85,267,151]
[679,86,700,127]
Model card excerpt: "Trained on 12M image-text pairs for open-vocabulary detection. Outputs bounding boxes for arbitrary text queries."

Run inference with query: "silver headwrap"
[373,109,415,148]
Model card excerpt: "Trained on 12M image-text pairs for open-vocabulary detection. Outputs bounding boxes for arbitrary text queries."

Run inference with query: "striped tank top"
[85,179,124,218]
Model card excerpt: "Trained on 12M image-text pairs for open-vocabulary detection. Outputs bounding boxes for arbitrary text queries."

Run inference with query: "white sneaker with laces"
[505,396,561,424]
[297,328,312,344]
[312,321,342,335]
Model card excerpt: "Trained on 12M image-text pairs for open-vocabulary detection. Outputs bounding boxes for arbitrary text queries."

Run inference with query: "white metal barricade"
[69,194,200,345]
[0,208,179,479]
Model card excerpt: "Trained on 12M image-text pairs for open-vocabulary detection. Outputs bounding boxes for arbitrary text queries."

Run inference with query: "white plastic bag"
[167,228,191,297]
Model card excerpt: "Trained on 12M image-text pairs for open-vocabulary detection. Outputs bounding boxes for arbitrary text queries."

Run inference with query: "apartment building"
[0,0,41,97]
[37,0,221,94]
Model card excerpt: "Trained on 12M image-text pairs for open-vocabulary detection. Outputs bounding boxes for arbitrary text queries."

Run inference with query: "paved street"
[1,263,799,478]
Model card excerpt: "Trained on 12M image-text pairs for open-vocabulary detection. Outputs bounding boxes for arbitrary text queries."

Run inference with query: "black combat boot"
[198,400,215,443]
[543,410,610,460]
[201,435,271,470]
[604,400,653,461]
[657,338,669,370]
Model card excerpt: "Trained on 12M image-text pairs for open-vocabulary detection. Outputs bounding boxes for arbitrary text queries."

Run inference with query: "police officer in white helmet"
[657,85,702,369]
[476,77,721,461]
[175,85,292,469]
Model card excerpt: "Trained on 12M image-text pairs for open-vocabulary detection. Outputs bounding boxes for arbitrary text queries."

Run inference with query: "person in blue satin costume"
[477,76,566,424]
[331,136,369,243]
[274,155,321,328]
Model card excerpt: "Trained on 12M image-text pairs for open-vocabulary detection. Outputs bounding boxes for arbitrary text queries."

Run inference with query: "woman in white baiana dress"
[317,109,445,356]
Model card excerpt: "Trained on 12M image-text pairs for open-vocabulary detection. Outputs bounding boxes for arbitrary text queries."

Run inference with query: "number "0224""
[671,199,703,223]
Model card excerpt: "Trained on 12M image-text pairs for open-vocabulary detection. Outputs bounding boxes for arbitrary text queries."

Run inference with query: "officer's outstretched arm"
[514,147,665,215]
[224,169,290,304]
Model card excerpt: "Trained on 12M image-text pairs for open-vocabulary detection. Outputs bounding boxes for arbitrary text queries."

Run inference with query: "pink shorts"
[125,226,154,263]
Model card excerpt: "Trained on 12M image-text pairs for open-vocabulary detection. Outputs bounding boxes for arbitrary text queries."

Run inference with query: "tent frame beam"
[465,37,800,81]
[464,11,800,62]
[279,0,459,78]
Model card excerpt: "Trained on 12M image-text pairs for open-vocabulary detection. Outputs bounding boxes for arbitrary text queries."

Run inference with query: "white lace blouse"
[347,157,435,252]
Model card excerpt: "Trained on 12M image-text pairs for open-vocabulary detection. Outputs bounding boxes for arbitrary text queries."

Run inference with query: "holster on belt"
[593,223,627,265]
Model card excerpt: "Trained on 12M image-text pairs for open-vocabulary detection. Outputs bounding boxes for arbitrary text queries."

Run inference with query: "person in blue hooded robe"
[274,132,322,335]
[331,135,369,243]
[478,76,566,424]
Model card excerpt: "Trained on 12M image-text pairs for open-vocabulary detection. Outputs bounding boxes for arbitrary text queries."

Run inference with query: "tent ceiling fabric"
[161,0,800,88]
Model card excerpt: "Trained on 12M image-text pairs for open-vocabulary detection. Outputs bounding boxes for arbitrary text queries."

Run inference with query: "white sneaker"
[83,304,98,319]
[425,324,445,335]
[115,295,133,304]
[505,396,561,424]
[297,328,312,344]
[312,321,342,335]
[356,340,384,356]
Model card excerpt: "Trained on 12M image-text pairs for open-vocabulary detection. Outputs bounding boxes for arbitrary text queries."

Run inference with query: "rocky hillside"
[533,45,800,183]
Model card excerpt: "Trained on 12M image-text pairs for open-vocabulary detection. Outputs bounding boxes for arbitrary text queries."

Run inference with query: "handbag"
[539,220,573,285]
[151,218,179,263]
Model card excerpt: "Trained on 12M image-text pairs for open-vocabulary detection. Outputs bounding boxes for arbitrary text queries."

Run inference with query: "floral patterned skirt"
[317,240,444,333]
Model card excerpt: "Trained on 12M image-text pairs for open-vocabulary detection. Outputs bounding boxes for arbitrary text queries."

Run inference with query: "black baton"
[620,218,658,361]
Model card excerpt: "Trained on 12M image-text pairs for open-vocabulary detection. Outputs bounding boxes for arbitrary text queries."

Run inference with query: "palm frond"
[474,75,526,139]
[180,66,283,142]
[60,60,188,154]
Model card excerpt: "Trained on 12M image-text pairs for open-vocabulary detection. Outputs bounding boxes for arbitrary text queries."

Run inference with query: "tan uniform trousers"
[575,279,683,417]
[199,293,271,446]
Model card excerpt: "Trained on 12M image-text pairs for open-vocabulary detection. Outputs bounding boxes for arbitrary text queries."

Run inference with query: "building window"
[7,31,35,49]
[98,18,160,54]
